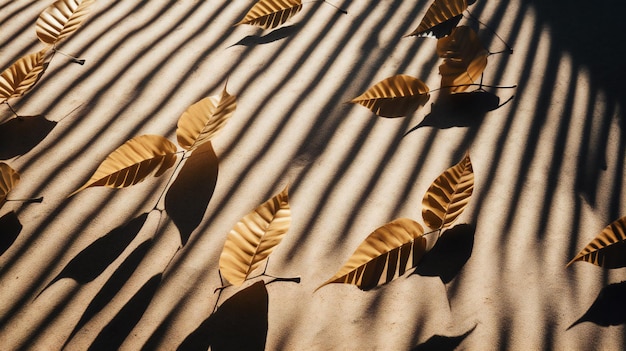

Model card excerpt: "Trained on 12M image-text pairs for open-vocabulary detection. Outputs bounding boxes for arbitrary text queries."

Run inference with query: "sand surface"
[1,0,625,350]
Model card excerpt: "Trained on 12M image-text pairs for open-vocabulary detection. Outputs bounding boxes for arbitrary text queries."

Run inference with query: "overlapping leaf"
[0,163,20,209]
[317,218,427,291]
[350,75,430,117]
[407,0,467,38]
[219,186,290,286]
[36,0,95,46]
[437,26,488,93]
[567,216,626,268]
[235,0,302,30]
[176,84,236,151]
[0,50,47,104]
[69,135,177,197]
[422,152,474,230]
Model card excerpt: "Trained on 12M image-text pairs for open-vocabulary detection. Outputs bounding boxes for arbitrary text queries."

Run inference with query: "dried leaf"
[406,0,467,38]
[422,152,474,230]
[36,0,95,46]
[219,186,290,286]
[567,216,626,267]
[176,83,236,151]
[350,75,430,117]
[0,50,47,103]
[437,26,488,92]
[0,163,20,209]
[69,135,177,197]
[235,0,302,30]
[317,218,427,291]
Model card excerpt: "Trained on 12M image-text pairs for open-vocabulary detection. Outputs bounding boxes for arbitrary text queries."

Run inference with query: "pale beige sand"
[0,0,625,350]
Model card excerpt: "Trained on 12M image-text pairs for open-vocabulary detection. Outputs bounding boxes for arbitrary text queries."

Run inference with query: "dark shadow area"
[230,24,301,47]
[63,240,152,349]
[569,281,626,330]
[0,211,21,256]
[411,324,476,351]
[0,115,56,159]
[89,273,162,351]
[177,281,268,351]
[414,224,475,284]
[581,241,626,269]
[405,91,507,135]
[165,141,218,246]
[38,212,148,295]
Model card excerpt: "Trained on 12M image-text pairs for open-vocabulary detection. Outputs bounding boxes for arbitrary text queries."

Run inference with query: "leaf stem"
[53,48,86,65]
[152,151,187,212]
[305,0,348,14]
[430,83,517,93]
[464,9,513,54]
[6,197,43,204]
[4,101,19,118]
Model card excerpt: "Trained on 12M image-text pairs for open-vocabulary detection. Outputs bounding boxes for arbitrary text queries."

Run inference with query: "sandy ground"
[1,0,625,350]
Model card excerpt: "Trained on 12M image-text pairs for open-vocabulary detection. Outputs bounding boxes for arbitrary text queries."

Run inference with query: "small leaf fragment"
[0,163,20,209]
[36,0,95,45]
[567,216,626,268]
[437,26,488,92]
[236,0,303,30]
[406,0,467,38]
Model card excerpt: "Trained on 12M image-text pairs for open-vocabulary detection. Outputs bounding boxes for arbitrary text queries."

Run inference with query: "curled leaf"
[69,135,177,197]
[350,75,430,117]
[36,0,95,46]
[407,0,467,38]
[567,216,626,268]
[0,50,47,104]
[317,218,427,291]
[0,163,20,209]
[176,83,236,151]
[219,186,290,286]
[422,152,474,230]
[437,26,488,93]
[235,0,302,30]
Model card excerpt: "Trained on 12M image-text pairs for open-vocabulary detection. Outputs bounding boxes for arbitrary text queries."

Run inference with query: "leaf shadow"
[63,240,152,348]
[229,25,300,47]
[569,281,626,330]
[0,211,21,256]
[414,224,475,284]
[177,281,269,351]
[411,324,476,351]
[405,91,511,136]
[0,115,56,159]
[89,273,162,351]
[38,212,149,296]
[165,141,218,246]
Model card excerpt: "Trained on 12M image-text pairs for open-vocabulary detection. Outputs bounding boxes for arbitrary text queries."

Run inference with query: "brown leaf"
[36,0,95,46]
[236,0,302,30]
[317,218,427,291]
[176,83,236,151]
[69,135,178,197]
[437,26,488,92]
[0,163,20,209]
[406,0,467,38]
[0,50,47,104]
[567,216,626,268]
[219,186,290,286]
[422,152,474,230]
[350,75,430,117]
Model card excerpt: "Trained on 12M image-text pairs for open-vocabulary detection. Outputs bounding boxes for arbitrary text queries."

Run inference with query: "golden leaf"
[0,163,20,209]
[567,216,626,268]
[350,75,430,117]
[317,218,427,291]
[235,0,302,30]
[219,186,290,286]
[437,26,488,93]
[0,50,47,104]
[69,135,178,197]
[36,0,95,46]
[422,152,474,230]
[176,83,236,151]
[406,0,467,38]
